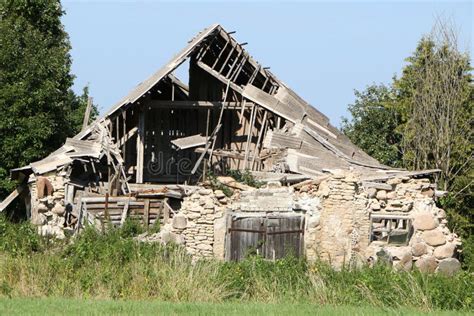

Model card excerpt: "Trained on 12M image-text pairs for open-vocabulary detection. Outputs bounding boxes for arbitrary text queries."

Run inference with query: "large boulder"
[433,243,456,259]
[412,212,438,231]
[415,256,438,273]
[437,258,461,276]
[422,229,446,247]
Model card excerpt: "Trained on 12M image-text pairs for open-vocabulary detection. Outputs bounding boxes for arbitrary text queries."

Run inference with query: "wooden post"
[122,110,127,167]
[243,105,256,169]
[136,108,145,183]
[203,108,211,180]
[207,80,231,166]
[104,192,110,223]
[251,110,268,169]
[120,199,130,226]
[143,199,150,227]
[82,97,93,131]
[163,198,169,224]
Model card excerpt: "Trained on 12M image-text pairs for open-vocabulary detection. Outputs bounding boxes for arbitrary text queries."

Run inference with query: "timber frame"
[5,24,440,230]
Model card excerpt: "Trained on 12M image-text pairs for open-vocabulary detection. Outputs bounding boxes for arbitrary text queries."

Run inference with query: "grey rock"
[437,258,461,276]
[214,190,226,199]
[37,203,49,213]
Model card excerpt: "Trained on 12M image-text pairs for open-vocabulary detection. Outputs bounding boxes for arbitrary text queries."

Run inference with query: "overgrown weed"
[0,216,472,311]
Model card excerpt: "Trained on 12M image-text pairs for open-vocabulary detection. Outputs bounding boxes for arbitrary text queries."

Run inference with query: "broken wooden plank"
[0,184,25,213]
[171,134,208,150]
[194,148,261,162]
[251,110,268,170]
[361,169,441,182]
[117,126,138,147]
[82,97,93,131]
[120,199,130,226]
[191,124,221,175]
[242,84,304,123]
[264,130,302,150]
[147,100,252,110]
[163,198,170,224]
[143,199,150,227]
[136,109,145,183]
[243,104,256,170]
[81,196,137,203]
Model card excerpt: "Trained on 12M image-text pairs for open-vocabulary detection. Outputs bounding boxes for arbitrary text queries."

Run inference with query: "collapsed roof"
[12,23,438,186]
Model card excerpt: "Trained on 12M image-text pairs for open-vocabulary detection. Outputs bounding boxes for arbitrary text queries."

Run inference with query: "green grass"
[0,216,473,313]
[0,298,469,316]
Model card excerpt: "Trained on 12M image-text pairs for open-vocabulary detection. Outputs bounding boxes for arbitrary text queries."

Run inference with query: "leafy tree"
[341,84,402,167]
[0,1,97,203]
[393,32,473,193]
[343,21,473,269]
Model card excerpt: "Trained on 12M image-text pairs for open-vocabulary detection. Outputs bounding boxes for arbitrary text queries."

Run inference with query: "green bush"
[0,215,43,256]
[228,169,263,188]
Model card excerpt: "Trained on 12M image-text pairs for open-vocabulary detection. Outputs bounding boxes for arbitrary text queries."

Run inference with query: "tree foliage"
[341,85,402,167]
[342,21,473,269]
[0,0,97,200]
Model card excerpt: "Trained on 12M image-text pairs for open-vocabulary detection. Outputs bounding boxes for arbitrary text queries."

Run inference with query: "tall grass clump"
[0,215,472,311]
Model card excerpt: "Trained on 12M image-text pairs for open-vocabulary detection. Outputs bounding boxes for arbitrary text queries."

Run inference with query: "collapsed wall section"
[28,172,69,239]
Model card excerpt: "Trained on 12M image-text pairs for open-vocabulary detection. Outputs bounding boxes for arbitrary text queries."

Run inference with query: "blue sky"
[62,1,472,127]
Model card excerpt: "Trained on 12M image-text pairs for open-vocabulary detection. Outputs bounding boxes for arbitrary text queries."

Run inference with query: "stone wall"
[362,176,462,275]
[308,172,370,269]
[28,172,67,239]
[288,171,461,274]
[171,188,227,260]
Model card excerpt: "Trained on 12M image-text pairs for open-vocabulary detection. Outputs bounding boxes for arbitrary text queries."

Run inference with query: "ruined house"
[3,24,461,274]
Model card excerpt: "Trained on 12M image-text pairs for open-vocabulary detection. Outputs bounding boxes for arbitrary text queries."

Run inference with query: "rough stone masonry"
[28,168,462,275]
[159,170,461,274]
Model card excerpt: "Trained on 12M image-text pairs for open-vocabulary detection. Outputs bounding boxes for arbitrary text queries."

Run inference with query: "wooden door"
[229,216,304,261]
[230,217,265,261]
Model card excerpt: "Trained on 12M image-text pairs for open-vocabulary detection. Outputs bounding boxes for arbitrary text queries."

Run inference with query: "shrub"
[228,169,263,188]
[0,215,43,256]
